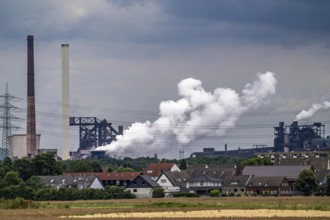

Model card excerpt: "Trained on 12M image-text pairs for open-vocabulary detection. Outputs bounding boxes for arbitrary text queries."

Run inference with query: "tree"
[26,176,45,189]
[210,189,220,197]
[13,158,34,181]
[152,187,165,198]
[179,159,187,170]
[3,171,23,186]
[240,157,273,169]
[294,169,318,196]
[2,157,13,173]
[31,153,63,176]
[116,167,135,172]
[325,175,330,195]
[63,159,102,172]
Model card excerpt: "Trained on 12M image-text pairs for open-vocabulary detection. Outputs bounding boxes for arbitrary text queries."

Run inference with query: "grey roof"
[187,164,237,179]
[39,175,99,188]
[187,175,222,183]
[223,175,251,187]
[126,175,160,188]
[276,158,329,170]
[242,165,312,180]
[140,175,159,188]
[162,170,190,188]
[246,176,287,187]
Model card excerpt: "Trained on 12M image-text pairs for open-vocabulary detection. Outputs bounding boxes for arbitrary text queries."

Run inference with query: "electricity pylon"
[0,84,20,159]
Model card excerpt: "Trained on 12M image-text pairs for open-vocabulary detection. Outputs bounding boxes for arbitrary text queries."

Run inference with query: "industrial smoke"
[296,101,330,121]
[98,72,277,157]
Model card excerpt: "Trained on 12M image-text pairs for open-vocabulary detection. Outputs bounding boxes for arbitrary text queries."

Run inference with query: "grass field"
[0,197,330,219]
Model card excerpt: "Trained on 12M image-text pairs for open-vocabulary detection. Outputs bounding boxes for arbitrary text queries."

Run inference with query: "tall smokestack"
[61,44,70,160]
[26,35,37,157]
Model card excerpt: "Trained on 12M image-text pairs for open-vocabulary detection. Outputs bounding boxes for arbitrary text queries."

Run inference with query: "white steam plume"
[295,101,330,121]
[97,72,277,157]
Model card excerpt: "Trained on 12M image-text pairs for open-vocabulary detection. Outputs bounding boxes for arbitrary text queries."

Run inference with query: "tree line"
[1,153,328,200]
[0,154,136,200]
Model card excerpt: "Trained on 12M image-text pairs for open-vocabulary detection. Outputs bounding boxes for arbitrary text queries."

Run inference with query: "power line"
[17,97,330,118]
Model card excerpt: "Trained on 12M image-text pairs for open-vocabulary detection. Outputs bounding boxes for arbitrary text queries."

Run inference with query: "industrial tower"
[61,44,70,160]
[26,35,37,157]
[0,84,19,160]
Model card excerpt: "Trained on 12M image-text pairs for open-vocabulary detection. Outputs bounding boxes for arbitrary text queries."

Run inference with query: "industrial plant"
[191,121,330,159]
[0,35,329,161]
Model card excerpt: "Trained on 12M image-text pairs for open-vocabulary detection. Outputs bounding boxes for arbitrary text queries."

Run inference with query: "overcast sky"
[0,0,330,158]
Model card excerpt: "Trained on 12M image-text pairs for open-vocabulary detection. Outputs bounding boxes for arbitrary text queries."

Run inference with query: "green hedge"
[173,192,199,198]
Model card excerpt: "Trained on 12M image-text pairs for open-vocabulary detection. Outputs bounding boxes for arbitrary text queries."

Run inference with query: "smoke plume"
[295,101,330,121]
[97,72,277,157]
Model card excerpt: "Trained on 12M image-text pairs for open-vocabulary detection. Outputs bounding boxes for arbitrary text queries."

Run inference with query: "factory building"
[191,121,330,159]
[274,121,330,152]
[11,134,41,159]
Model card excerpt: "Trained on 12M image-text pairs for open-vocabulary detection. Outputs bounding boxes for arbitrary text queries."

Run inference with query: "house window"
[133,189,137,192]
[200,182,204,186]
[161,179,167,183]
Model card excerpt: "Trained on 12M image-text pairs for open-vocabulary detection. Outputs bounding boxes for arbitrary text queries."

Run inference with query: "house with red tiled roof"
[143,163,180,180]
[63,172,142,187]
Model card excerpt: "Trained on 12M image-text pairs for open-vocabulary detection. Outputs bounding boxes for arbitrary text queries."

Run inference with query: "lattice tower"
[0,84,20,159]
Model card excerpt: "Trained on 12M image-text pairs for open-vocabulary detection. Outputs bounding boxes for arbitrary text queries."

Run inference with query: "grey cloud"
[0,0,329,47]
[159,0,330,31]
[156,0,330,45]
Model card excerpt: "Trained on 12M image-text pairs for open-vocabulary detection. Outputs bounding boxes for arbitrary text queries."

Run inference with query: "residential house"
[39,175,104,189]
[245,176,291,196]
[126,175,160,198]
[242,165,313,186]
[143,163,180,180]
[63,172,142,187]
[156,170,190,196]
[222,175,251,196]
[186,175,222,196]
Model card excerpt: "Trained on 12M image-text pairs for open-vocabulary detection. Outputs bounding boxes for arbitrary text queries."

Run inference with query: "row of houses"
[39,159,330,198]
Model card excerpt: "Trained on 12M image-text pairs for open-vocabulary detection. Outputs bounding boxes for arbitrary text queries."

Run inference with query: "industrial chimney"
[61,44,70,160]
[26,35,37,157]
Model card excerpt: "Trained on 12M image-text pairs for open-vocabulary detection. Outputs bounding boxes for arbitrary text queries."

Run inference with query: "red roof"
[63,172,142,181]
[143,163,177,177]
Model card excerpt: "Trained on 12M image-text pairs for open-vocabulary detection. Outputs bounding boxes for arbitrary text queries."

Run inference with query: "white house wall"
[128,188,153,198]
[186,181,222,188]
[89,178,104,189]
[157,173,180,194]
[170,164,180,172]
